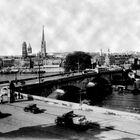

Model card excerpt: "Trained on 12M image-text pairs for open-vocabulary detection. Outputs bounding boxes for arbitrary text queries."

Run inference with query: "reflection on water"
[102,89,140,114]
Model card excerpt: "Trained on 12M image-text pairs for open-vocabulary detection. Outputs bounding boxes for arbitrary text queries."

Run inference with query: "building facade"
[2,58,14,67]
[109,54,132,66]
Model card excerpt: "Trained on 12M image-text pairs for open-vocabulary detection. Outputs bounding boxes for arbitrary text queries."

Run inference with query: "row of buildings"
[0,52,136,70]
[98,53,133,67]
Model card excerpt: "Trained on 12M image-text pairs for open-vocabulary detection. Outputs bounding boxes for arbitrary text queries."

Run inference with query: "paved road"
[1,100,140,139]
[0,100,93,139]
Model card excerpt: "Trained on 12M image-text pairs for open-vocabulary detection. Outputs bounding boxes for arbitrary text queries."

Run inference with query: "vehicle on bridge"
[24,104,41,114]
[83,68,98,74]
[55,111,92,130]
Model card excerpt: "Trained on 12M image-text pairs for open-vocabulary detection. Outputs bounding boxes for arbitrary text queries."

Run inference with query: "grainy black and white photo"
[0,0,140,139]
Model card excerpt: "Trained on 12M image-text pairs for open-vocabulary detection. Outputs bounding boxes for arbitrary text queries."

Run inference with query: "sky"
[0,0,140,55]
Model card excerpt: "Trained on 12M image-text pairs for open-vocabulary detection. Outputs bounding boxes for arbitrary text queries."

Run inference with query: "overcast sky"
[0,0,140,55]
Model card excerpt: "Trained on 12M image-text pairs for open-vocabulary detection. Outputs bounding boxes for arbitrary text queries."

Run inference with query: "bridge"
[14,70,125,98]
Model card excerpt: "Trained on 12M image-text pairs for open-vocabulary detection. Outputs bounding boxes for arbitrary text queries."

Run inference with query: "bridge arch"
[86,76,112,105]
[91,75,111,85]
[53,85,81,103]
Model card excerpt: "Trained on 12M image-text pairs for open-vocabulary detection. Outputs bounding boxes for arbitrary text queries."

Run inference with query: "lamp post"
[91,58,94,69]
[15,73,17,85]
[38,56,42,84]
[79,91,81,104]
[38,63,41,84]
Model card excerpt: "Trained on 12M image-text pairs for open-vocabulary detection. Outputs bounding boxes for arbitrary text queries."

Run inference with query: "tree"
[64,51,92,72]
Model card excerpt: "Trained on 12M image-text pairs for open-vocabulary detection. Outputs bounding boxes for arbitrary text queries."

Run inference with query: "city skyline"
[0,0,140,55]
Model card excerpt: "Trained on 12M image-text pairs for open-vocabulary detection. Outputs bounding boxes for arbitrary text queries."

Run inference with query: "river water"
[102,89,140,114]
[0,73,140,114]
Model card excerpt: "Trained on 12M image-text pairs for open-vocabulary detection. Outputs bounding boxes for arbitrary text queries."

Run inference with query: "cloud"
[0,0,140,55]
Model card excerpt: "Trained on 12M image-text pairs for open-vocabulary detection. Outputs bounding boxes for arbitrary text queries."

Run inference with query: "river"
[102,89,140,114]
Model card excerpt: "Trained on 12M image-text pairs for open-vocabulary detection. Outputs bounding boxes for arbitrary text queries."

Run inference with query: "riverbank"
[20,94,140,137]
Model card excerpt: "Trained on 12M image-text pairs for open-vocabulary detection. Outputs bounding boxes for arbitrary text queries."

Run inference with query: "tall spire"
[42,25,45,43]
[41,25,46,57]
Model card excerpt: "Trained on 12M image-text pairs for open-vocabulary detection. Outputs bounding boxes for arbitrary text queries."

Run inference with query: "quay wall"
[20,92,140,119]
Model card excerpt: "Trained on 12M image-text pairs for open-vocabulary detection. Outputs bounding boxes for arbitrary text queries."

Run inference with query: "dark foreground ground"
[0,99,140,140]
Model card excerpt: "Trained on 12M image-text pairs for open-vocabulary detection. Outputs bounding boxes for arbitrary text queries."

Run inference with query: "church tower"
[22,41,27,58]
[28,43,32,54]
[41,26,46,57]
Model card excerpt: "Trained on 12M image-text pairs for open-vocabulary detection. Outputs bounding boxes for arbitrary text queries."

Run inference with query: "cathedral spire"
[42,25,45,43]
[41,25,46,57]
